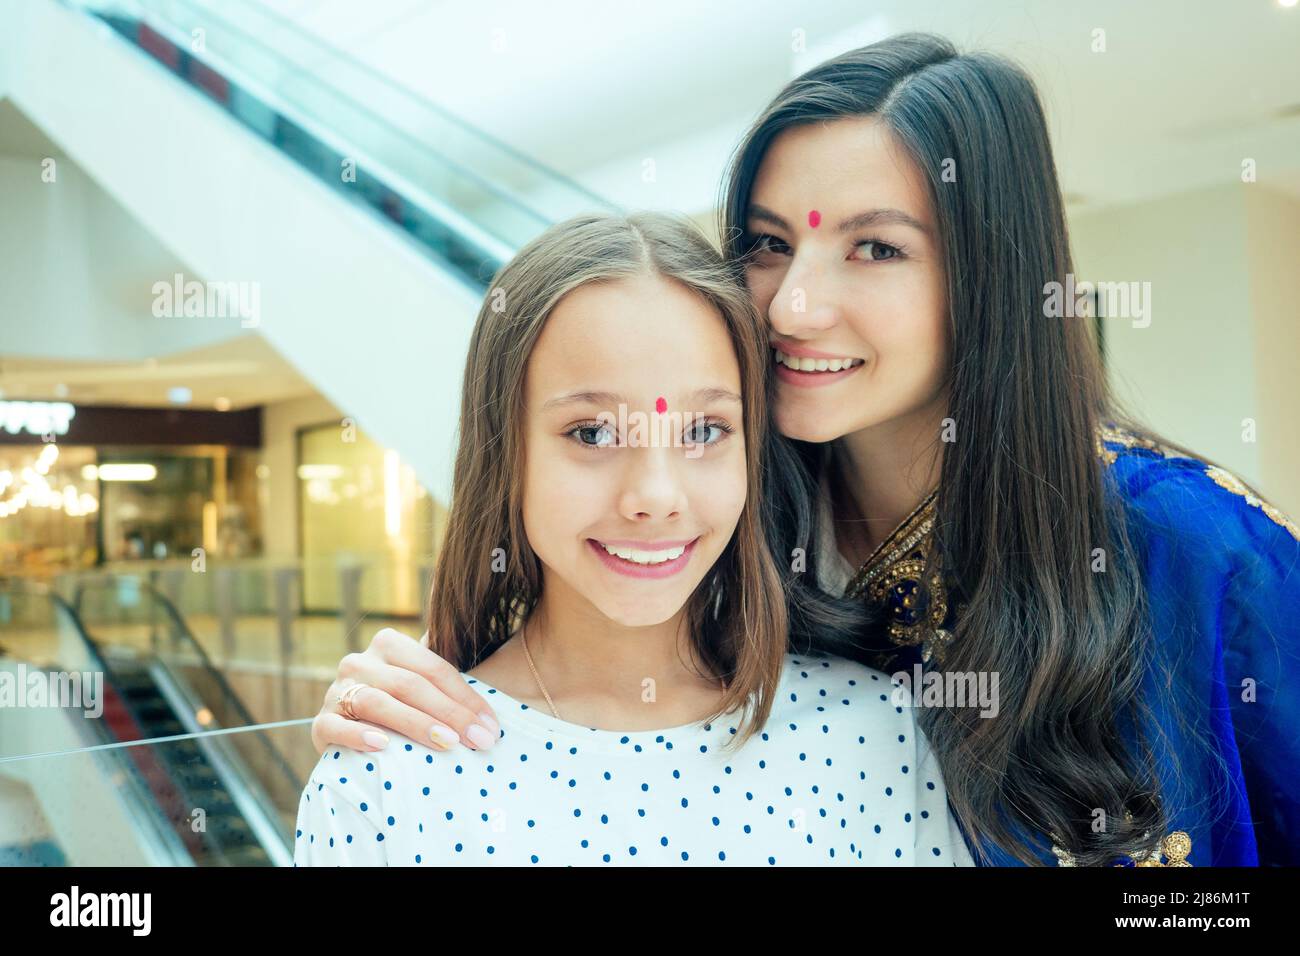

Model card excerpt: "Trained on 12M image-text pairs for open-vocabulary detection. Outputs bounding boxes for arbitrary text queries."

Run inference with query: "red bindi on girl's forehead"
[655,396,667,414]
[808,209,822,228]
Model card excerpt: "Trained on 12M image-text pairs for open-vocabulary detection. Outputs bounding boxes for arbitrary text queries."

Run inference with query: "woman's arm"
[310,628,500,754]
[1213,473,1300,865]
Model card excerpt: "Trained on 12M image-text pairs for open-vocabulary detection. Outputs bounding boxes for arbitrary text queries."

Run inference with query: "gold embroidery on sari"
[1052,830,1193,867]
[1095,423,1169,466]
[842,489,956,664]
[1096,426,1298,541]
[1204,466,1300,543]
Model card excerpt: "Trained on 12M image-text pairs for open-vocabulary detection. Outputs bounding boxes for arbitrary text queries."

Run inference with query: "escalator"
[0,579,299,866]
[9,0,615,501]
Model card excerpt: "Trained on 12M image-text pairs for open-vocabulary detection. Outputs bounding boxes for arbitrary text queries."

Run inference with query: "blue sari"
[829,425,1300,866]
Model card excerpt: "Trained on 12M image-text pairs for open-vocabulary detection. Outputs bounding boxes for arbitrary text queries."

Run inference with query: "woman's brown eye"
[747,233,790,257]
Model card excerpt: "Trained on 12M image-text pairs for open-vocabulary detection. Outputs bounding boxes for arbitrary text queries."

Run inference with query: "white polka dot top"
[294,652,975,866]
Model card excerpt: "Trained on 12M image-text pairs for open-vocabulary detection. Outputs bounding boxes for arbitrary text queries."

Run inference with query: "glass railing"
[0,719,310,865]
[54,556,427,670]
[63,0,616,288]
[0,580,317,864]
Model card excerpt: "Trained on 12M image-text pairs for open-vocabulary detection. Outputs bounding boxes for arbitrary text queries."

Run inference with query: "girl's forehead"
[527,293,748,408]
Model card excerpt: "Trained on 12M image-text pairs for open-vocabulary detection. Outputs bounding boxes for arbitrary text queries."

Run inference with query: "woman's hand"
[310,628,500,754]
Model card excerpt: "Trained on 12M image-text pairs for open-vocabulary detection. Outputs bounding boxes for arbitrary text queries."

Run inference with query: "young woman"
[309,35,1299,866]
[294,211,973,866]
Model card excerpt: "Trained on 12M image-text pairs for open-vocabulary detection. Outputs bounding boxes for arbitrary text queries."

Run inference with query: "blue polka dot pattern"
[293,653,974,867]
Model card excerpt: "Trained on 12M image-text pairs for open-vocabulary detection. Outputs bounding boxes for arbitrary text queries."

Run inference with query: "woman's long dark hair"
[721,33,1224,865]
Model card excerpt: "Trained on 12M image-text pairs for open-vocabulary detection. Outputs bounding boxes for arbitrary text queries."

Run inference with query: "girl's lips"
[774,360,865,388]
[587,537,699,579]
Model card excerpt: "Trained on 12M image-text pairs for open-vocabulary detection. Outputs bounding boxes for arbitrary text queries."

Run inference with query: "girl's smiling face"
[742,116,951,443]
[522,272,747,627]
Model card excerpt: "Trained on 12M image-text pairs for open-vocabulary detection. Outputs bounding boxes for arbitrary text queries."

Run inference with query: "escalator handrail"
[132,0,611,210]
[72,575,302,798]
[59,0,618,288]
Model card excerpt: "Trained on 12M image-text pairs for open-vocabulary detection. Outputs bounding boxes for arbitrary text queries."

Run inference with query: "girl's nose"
[618,445,686,521]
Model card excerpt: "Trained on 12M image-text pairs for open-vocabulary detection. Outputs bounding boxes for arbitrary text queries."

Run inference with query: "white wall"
[1243,186,1300,516]
[0,157,245,360]
[1071,182,1298,515]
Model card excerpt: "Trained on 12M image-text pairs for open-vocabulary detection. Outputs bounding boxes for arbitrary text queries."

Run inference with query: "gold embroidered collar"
[837,423,1146,665]
[841,486,954,664]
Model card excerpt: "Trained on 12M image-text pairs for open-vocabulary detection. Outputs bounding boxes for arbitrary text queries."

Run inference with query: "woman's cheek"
[745,268,779,324]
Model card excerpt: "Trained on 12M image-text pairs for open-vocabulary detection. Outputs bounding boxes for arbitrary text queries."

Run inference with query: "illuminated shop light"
[97,464,158,482]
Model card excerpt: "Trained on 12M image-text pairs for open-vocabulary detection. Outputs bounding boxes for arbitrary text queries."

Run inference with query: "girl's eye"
[683,419,735,447]
[743,232,792,258]
[852,238,904,262]
[569,423,617,449]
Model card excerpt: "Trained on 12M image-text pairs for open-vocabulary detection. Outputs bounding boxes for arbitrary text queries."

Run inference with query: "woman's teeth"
[598,542,687,565]
[773,349,864,373]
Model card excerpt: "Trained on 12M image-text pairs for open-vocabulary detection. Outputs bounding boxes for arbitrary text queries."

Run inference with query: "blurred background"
[0,0,1296,865]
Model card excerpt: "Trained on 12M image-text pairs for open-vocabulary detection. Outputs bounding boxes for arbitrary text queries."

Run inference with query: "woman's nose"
[768,257,840,336]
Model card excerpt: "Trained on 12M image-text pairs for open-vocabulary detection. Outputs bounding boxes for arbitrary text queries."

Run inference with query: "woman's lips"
[774,359,865,388]
[771,345,866,388]
[587,537,699,579]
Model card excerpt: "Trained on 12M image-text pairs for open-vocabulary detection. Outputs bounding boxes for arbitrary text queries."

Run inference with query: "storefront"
[0,401,263,578]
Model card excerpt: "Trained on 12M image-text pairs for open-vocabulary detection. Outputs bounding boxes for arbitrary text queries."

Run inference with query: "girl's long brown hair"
[427,211,792,751]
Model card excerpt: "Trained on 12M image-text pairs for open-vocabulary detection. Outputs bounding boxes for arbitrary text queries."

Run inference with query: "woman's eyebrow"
[747,203,928,235]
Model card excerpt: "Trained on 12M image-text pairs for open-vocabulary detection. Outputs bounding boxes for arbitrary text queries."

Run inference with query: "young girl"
[294,212,973,866]
[311,36,1299,867]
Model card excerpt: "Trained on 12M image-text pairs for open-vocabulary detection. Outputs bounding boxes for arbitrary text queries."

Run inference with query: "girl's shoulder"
[309,735,459,818]
[780,652,913,726]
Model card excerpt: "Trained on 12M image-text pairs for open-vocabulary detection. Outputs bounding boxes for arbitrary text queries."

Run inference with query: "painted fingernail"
[429,725,458,750]
[465,724,495,749]
[478,711,499,735]
[362,731,389,751]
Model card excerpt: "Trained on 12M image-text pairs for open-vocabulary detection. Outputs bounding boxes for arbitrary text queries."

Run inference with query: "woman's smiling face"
[742,116,951,443]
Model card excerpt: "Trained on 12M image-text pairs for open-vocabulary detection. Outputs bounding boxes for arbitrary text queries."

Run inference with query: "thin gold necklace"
[520,624,562,720]
[520,624,729,722]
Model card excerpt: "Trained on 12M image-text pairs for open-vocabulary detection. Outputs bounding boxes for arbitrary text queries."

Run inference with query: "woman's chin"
[774,410,855,444]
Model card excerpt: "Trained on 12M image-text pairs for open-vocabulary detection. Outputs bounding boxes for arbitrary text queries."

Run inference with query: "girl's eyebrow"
[542,387,742,411]
[747,203,928,235]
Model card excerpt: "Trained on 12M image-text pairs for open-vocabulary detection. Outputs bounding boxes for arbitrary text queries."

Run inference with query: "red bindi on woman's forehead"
[808,209,822,228]
[655,396,667,414]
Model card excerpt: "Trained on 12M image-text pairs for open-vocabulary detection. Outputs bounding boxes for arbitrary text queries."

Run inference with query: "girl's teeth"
[774,349,862,372]
[599,542,687,565]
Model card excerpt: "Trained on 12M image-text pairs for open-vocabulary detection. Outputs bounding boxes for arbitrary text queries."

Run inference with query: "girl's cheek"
[697,448,748,524]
